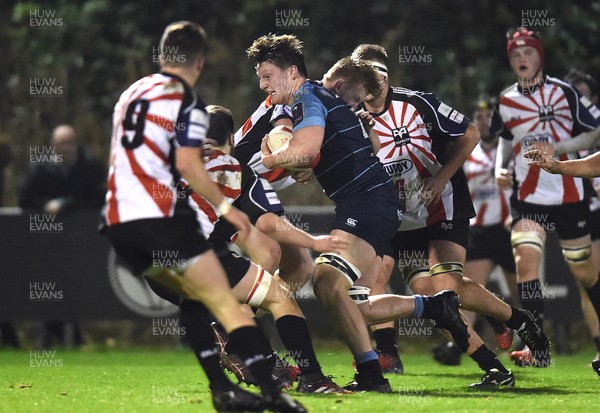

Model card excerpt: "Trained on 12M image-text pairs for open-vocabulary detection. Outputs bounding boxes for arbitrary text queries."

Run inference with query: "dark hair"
[324,57,382,98]
[564,69,598,98]
[159,21,207,68]
[351,44,389,66]
[246,34,308,77]
[206,105,234,146]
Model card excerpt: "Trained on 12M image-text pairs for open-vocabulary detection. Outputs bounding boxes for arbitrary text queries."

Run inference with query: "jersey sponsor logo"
[438,102,453,117]
[292,102,304,127]
[383,159,414,177]
[346,217,357,227]
[578,220,586,228]
[391,126,411,147]
[521,133,553,149]
[538,104,555,122]
[449,110,465,123]
[266,191,281,205]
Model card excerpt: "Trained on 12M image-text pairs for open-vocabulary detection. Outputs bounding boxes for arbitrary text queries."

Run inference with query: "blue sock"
[355,350,378,365]
[413,295,424,318]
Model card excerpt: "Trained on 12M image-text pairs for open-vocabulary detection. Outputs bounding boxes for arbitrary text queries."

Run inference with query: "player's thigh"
[463,259,495,285]
[330,228,377,275]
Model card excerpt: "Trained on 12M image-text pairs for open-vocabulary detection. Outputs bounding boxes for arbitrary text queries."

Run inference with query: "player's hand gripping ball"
[266,125,293,152]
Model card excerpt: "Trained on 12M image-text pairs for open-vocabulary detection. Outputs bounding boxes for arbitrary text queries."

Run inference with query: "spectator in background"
[19,125,106,214]
[19,124,106,349]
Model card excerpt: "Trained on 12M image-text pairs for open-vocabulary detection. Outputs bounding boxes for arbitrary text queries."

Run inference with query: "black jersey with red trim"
[367,86,475,231]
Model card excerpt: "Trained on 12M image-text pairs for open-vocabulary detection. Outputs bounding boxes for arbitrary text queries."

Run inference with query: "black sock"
[593,336,600,353]
[356,358,386,384]
[485,316,507,335]
[226,326,278,394]
[179,300,231,390]
[585,277,600,324]
[505,305,528,330]
[470,344,509,374]
[225,317,272,355]
[275,315,322,377]
[373,327,399,356]
[518,280,545,321]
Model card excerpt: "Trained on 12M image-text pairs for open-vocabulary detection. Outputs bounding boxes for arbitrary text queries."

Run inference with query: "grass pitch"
[1,348,598,413]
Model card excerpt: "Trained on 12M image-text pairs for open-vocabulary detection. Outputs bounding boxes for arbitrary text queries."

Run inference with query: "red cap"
[506,28,544,67]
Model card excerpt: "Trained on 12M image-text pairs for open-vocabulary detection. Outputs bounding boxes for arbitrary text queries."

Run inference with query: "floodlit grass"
[1,348,598,412]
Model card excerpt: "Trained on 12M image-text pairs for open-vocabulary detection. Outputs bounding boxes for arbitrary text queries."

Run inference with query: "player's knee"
[255,213,279,235]
[511,231,545,254]
[562,244,592,265]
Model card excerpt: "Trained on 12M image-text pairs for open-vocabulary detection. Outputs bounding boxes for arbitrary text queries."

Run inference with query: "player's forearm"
[437,124,479,183]
[263,149,312,169]
[554,127,600,155]
[495,137,513,174]
[369,129,381,154]
[555,152,600,178]
[264,215,317,249]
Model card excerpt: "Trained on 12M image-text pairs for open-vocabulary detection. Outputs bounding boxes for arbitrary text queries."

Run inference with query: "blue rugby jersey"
[291,81,393,202]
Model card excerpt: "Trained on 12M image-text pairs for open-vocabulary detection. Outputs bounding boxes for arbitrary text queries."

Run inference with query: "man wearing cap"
[492,27,600,375]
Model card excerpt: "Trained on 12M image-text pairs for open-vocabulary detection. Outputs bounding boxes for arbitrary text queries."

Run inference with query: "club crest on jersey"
[391,126,411,147]
[538,105,555,122]
[383,159,414,177]
[292,102,304,127]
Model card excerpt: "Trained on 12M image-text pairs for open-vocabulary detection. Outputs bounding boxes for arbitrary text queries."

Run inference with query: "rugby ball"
[267,125,293,152]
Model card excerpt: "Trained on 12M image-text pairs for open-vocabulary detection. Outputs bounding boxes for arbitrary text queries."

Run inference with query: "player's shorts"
[510,199,590,240]
[386,219,469,284]
[105,208,209,276]
[208,239,251,287]
[332,188,403,257]
[467,223,516,273]
[590,207,600,241]
[209,165,285,244]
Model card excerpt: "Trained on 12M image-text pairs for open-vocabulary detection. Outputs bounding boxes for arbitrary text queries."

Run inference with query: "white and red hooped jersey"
[233,96,295,191]
[369,87,475,231]
[103,72,209,225]
[491,76,600,205]
[463,143,512,227]
[184,149,242,236]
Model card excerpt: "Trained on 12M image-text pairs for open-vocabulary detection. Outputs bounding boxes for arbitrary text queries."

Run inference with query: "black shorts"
[590,208,600,241]
[209,165,285,244]
[208,240,251,287]
[467,224,516,273]
[332,188,403,257]
[105,210,209,276]
[386,219,469,284]
[510,200,590,240]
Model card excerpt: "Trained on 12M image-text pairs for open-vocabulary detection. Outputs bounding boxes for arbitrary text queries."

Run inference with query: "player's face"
[256,62,295,105]
[509,46,541,80]
[335,81,368,109]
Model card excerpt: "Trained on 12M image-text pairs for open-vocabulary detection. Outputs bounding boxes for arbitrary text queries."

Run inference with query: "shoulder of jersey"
[390,86,417,97]
[313,84,335,99]
[546,76,577,95]
[499,82,519,97]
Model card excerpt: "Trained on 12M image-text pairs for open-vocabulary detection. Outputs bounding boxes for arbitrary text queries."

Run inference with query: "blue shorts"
[332,188,403,257]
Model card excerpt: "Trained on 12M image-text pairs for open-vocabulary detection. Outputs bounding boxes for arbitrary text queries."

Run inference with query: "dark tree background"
[2,0,599,205]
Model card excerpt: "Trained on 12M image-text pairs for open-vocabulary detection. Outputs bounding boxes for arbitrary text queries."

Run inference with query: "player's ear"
[196,55,205,72]
[228,132,234,148]
[333,79,345,95]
